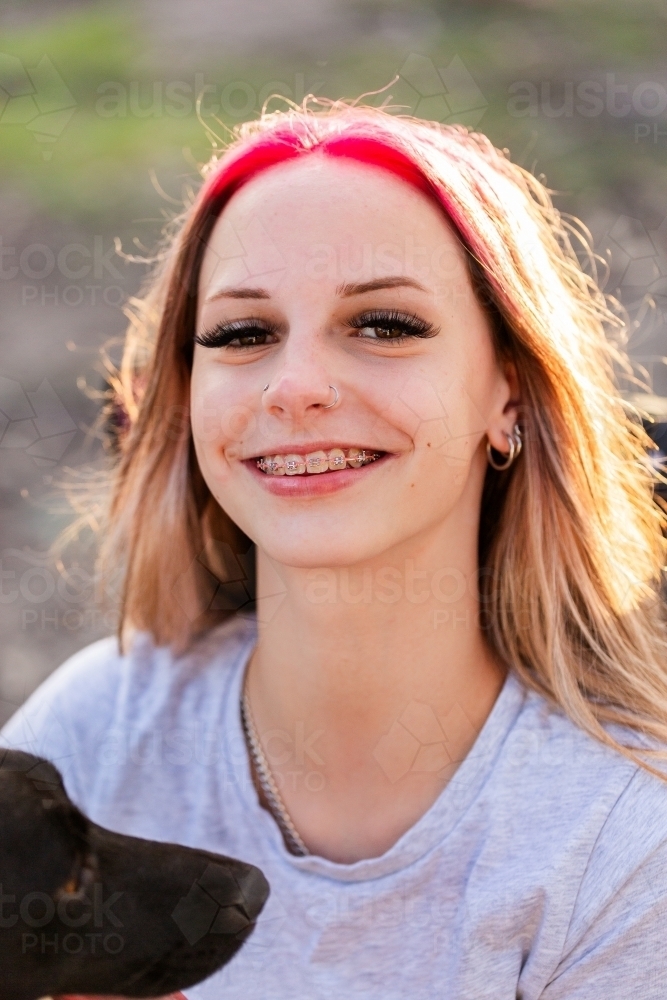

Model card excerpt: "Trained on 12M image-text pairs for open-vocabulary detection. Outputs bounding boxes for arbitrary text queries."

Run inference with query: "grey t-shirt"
[3,613,667,999]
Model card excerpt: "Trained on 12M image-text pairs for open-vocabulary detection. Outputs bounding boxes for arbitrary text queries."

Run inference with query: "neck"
[247,523,506,863]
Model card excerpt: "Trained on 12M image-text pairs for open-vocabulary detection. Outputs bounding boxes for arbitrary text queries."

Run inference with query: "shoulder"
[0,613,256,800]
[502,676,661,800]
[493,674,667,875]
[503,679,667,920]
[0,635,123,755]
[538,757,667,996]
[563,757,667,932]
[492,678,667,994]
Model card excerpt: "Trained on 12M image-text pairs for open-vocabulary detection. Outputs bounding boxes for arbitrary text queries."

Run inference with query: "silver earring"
[321,385,339,409]
[263,384,269,392]
[486,423,522,471]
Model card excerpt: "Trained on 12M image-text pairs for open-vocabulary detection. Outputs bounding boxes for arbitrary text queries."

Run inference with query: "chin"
[257,533,385,572]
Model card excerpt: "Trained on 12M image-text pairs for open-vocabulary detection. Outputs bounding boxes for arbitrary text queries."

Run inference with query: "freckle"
[427,442,431,447]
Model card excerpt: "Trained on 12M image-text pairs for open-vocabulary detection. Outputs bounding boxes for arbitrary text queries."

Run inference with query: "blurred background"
[1,0,666,723]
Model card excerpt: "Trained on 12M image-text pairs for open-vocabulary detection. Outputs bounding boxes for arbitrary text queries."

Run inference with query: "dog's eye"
[56,852,98,900]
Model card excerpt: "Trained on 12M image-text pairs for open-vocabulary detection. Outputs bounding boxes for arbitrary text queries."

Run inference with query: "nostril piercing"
[321,385,339,409]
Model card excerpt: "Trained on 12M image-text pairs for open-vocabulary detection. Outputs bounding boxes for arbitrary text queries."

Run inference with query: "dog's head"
[0,749,269,1000]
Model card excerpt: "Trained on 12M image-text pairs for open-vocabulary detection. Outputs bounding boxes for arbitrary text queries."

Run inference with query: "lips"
[255,447,384,476]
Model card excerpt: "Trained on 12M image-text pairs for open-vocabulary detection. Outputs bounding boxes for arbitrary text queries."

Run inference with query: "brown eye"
[195,319,279,349]
[365,324,406,339]
[351,310,438,344]
[235,332,273,347]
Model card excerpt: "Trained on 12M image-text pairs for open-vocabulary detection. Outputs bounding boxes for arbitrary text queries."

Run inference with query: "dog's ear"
[1,750,89,833]
[0,750,94,903]
[0,747,60,776]
[1,749,70,807]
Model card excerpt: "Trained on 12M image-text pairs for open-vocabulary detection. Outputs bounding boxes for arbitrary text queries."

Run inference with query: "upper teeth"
[257,448,382,475]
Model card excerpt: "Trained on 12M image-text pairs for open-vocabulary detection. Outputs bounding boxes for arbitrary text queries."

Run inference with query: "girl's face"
[191,156,517,568]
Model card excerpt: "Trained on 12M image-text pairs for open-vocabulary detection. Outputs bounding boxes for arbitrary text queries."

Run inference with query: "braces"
[257,450,383,474]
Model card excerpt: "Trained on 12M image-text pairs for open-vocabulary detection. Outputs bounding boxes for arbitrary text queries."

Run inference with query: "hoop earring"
[486,423,522,471]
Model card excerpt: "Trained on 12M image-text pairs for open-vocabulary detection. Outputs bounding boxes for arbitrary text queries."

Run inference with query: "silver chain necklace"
[240,673,310,857]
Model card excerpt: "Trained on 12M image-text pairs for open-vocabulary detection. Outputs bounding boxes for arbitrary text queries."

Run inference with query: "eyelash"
[350,310,437,344]
[194,310,438,350]
[194,318,280,349]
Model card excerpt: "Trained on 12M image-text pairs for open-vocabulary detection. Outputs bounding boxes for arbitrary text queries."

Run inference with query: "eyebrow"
[203,275,428,304]
[336,276,428,297]
[204,286,271,303]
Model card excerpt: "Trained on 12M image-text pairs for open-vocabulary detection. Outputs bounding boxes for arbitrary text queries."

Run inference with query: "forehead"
[197,155,467,297]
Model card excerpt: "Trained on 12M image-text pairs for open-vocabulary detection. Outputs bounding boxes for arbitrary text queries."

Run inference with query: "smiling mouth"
[256,447,385,476]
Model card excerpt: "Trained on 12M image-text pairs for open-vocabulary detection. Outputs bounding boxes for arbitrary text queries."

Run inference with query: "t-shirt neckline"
[223,618,527,882]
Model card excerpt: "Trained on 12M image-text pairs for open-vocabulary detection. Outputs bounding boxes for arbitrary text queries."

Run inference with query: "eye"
[55,852,98,902]
[350,309,438,344]
[195,318,279,349]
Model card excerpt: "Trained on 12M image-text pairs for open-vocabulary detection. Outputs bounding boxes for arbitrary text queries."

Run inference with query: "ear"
[486,359,521,454]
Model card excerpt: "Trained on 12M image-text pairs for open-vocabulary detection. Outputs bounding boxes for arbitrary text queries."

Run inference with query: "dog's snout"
[170,860,270,948]
[236,864,271,922]
[188,859,270,924]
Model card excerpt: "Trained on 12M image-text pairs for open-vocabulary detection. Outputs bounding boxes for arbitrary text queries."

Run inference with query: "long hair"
[99,101,667,777]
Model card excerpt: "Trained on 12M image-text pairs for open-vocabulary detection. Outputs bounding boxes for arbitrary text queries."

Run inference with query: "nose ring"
[321,385,339,409]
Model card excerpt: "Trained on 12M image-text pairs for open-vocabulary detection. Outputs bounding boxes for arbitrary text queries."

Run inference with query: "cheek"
[382,370,484,450]
[190,361,258,463]
[386,364,492,493]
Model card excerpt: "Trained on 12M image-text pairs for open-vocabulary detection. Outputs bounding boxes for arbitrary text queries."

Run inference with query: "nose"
[236,863,270,921]
[261,332,339,419]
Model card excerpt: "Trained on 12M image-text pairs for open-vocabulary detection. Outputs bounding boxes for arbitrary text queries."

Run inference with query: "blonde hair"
[95,101,667,778]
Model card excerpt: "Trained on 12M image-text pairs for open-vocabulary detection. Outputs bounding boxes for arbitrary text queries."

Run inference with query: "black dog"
[0,749,269,1000]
